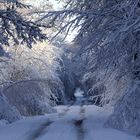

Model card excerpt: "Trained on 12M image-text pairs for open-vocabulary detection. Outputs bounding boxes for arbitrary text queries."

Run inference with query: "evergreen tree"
[0,0,46,56]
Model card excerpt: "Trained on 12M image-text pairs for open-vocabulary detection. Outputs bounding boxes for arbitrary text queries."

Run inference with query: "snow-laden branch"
[2,78,60,93]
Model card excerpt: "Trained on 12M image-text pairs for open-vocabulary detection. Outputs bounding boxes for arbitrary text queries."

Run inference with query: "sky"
[25,0,77,43]
[49,0,64,10]
[49,0,78,43]
[25,0,63,10]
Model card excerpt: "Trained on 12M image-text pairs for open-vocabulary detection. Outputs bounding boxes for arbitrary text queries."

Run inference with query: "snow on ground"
[83,105,138,140]
[0,105,139,140]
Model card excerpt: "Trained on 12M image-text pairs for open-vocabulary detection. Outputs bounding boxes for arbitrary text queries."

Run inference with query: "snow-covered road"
[0,105,139,140]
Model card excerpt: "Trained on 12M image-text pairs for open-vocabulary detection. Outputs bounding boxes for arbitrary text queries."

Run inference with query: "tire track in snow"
[27,120,53,140]
[74,106,86,140]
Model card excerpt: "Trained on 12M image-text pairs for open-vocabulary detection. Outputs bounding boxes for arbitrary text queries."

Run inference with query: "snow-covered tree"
[0,0,66,122]
[0,0,46,56]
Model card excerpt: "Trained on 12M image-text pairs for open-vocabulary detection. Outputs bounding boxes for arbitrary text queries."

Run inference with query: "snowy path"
[0,105,139,140]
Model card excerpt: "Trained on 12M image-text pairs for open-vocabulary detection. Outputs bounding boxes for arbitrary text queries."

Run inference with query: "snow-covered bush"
[3,81,56,116]
[106,81,140,136]
[0,92,21,123]
[0,41,64,117]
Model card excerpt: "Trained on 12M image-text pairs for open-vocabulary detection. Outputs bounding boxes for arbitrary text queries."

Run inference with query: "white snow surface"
[0,105,139,140]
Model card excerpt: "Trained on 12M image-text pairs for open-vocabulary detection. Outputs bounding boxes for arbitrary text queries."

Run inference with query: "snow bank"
[3,81,56,116]
[0,105,139,140]
[106,81,140,137]
[0,93,21,123]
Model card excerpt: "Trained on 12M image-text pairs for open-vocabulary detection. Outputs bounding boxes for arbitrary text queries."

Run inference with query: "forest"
[0,0,140,140]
